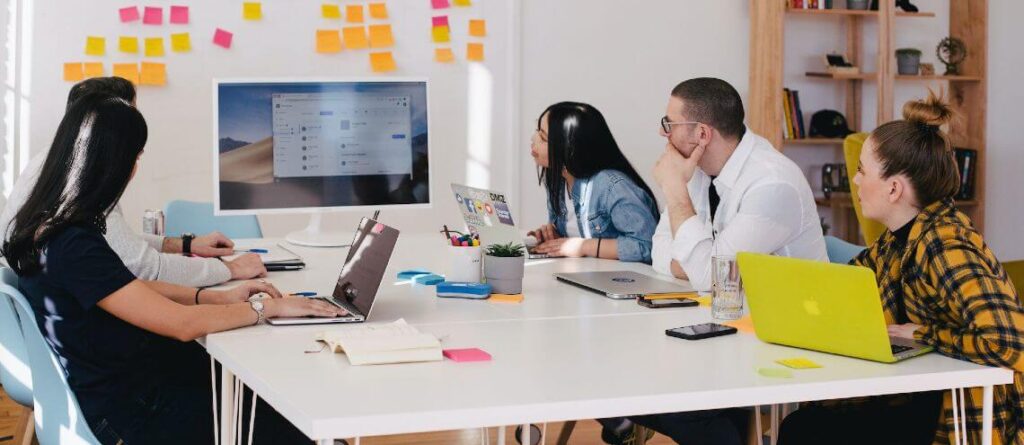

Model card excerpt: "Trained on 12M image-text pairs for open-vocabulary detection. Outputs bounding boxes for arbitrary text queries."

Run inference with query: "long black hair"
[3,93,148,275]
[537,102,657,219]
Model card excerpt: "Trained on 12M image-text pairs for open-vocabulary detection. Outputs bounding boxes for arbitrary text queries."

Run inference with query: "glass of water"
[712,255,744,320]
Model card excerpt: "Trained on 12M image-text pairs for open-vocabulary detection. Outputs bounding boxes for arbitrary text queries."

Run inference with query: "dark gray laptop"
[553,271,696,300]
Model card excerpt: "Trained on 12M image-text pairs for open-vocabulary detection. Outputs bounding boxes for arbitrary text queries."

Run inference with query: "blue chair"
[825,235,866,265]
[0,268,101,445]
[164,200,262,239]
[0,268,32,408]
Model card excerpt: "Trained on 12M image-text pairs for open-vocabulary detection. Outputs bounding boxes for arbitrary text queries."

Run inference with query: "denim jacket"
[547,169,659,263]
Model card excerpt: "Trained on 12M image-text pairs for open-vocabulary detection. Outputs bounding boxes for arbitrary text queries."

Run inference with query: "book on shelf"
[953,148,977,200]
[782,88,807,139]
[782,88,794,139]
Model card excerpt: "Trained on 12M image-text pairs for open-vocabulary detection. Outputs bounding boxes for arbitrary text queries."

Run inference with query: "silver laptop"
[554,271,696,300]
[450,183,549,259]
[268,218,399,326]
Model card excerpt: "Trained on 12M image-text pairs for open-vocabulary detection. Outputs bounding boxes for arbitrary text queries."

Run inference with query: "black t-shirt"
[18,225,177,418]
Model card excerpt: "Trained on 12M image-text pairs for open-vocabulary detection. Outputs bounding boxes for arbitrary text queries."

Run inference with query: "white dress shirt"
[651,130,828,291]
[0,154,231,287]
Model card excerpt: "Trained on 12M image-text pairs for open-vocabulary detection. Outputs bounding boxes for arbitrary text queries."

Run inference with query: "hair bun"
[902,89,954,128]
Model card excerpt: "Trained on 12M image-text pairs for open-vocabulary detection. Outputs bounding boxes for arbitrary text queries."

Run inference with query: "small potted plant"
[896,48,923,75]
[483,242,525,295]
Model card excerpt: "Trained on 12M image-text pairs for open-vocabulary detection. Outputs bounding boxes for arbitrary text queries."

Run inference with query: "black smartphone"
[665,323,738,340]
[637,298,699,309]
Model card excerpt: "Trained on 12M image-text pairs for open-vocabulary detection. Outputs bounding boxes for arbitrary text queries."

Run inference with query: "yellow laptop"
[737,252,932,363]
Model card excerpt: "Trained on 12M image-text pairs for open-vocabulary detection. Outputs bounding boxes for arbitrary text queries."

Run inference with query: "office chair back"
[164,200,262,239]
[0,268,32,407]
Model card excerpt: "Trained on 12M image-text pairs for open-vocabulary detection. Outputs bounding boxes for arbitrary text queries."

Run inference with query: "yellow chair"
[1004,260,1024,297]
[843,133,887,245]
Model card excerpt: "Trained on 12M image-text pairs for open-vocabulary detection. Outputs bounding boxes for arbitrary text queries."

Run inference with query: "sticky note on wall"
[369,3,389,19]
[368,24,394,48]
[213,28,234,49]
[171,33,191,52]
[85,36,105,56]
[119,7,140,23]
[369,51,396,72]
[140,62,167,86]
[63,63,84,82]
[434,48,455,63]
[145,37,165,57]
[170,6,190,24]
[119,36,139,53]
[431,0,450,9]
[454,0,472,6]
[469,19,486,37]
[243,2,262,20]
[431,26,450,43]
[113,63,140,84]
[316,30,342,53]
[322,4,341,19]
[467,42,484,61]
[342,26,368,50]
[346,5,364,23]
[432,16,449,28]
[83,62,104,78]
[143,7,163,25]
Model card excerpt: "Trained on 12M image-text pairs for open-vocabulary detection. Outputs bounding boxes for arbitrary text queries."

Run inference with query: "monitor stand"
[285,213,352,248]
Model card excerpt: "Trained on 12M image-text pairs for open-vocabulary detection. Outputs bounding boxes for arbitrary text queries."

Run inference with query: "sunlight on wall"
[2,0,31,198]
[465,63,493,189]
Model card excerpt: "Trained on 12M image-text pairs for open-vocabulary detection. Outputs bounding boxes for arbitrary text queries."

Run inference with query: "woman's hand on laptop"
[264,297,348,319]
[528,224,560,243]
[534,237,587,258]
[887,323,922,340]
[225,254,268,279]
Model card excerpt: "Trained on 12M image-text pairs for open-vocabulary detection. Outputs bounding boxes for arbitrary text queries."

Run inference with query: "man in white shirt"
[0,77,265,287]
[652,77,827,292]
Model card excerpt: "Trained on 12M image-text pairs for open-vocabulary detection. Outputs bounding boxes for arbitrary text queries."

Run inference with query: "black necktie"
[708,176,721,223]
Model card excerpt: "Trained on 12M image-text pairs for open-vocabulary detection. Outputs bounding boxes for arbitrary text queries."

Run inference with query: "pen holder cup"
[446,245,482,283]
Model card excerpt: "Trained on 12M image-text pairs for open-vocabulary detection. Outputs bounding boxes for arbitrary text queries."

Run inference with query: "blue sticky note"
[397,269,432,280]
[413,274,445,286]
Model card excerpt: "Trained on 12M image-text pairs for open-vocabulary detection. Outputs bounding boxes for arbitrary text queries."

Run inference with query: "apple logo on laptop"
[612,277,636,283]
[803,300,821,316]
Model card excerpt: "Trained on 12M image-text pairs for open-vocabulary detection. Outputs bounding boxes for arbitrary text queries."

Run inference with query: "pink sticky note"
[119,6,140,23]
[170,6,189,24]
[443,348,492,362]
[431,0,450,9]
[432,16,449,27]
[143,6,163,25]
[213,28,233,49]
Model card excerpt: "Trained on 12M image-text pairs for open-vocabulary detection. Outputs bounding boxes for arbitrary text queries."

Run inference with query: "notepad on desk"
[315,319,442,366]
[222,244,305,270]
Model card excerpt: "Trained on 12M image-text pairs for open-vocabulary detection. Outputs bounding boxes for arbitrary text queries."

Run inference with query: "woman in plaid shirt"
[778,92,1024,444]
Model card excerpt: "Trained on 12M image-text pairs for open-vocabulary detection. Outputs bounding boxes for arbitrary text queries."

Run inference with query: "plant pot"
[896,52,921,75]
[483,255,525,295]
[847,0,870,10]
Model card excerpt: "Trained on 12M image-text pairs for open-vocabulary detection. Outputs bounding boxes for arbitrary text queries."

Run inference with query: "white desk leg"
[211,358,220,445]
[220,367,236,445]
[317,440,331,445]
[770,404,780,445]
[521,424,531,445]
[982,385,994,445]
[498,426,507,445]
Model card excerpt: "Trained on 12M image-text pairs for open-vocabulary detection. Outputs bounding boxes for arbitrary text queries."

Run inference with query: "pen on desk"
[290,292,317,297]
[235,248,268,254]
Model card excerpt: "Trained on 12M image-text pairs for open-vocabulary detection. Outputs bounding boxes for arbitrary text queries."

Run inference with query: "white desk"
[208,236,1014,444]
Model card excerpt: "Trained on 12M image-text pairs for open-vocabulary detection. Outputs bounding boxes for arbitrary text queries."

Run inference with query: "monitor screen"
[214,79,430,214]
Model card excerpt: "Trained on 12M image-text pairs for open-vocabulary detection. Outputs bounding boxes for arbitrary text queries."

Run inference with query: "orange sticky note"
[243,2,262,20]
[369,51,396,72]
[63,63,85,82]
[342,26,368,50]
[490,293,524,303]
[723,315,755,334]
[434,48,455,63]
[83,62,104,78]
[346,5,364,23]
[453,0,472,6]
[316,30,342,53]
[113,63,139,84]
[368,3,388,19]
[170,33,191,52]
[469,19,486,37]
[144,37,165,57]
[322,4,341,19]
[139,62,167,86]
[431,25,450,43]
[119,36,139,53]
[467,42,484,61]
[85,36,105,56]
[368,24,394,48]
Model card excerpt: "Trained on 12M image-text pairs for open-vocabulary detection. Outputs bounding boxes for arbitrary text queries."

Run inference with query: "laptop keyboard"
[891,344,913,355]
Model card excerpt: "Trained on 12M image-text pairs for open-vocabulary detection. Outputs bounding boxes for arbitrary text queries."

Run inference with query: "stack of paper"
[316,320,442,365]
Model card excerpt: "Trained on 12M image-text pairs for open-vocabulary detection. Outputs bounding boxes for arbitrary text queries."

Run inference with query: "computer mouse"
[524,235,539,248]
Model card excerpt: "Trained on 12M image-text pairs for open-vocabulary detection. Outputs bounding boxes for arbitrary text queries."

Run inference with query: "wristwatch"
[249,299,266,325]
[181,233,195,256]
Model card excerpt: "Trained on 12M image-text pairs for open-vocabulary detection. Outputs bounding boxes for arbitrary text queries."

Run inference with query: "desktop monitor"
[213,78,431,246]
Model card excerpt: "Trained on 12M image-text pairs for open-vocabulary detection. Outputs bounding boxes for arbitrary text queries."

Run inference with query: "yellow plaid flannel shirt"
[851,200,1024,444]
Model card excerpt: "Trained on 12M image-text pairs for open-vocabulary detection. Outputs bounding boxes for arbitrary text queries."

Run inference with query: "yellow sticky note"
[63,63,85,82]
[776,358,823,369]
[139,62,167,86]
[431,25,450,43]
[170,33,191,52]
[316,30,342,53]
[346,5,364,23]
[85,36,105,56]
[342,26,368,50]
[694,295,712,307]
[467,42,484,61]
[757,367,793,379]
[434,47,455,63]
[83,62,104,78]
[322,4,341,19]
[144,37,165,57]
[368,24,394,48]
[369,51,396,72]
[113,63,139,84]
[119,36,139,53]
[243,2,262,20]
[469,19,486,37]
[453,0,471,6]
[369,3,388,19]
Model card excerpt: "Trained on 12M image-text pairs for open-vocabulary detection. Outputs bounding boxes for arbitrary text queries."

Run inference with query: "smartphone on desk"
[666,323,737,340]
[638,297,698,309]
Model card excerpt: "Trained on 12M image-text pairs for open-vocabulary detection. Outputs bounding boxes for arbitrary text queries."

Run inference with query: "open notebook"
[315,319,442,366]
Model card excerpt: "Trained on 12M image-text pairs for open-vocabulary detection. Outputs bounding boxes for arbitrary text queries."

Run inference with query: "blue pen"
[235,248,268,254]
[290,292,317,297]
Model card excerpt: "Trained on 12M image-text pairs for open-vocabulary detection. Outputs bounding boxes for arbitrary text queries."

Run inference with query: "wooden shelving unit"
[749,0,988,243]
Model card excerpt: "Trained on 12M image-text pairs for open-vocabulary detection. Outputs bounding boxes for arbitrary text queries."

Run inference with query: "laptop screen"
[332,218,400,317]
[450,183,521,246]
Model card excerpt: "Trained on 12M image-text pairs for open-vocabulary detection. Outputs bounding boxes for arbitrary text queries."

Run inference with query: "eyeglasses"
[661,116,701,133]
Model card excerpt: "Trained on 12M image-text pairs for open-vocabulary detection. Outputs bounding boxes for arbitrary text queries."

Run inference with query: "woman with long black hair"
[528,102,659,263]
[2,93,344,444]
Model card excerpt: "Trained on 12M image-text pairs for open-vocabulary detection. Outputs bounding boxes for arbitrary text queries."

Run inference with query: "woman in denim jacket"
[528,102,659,263]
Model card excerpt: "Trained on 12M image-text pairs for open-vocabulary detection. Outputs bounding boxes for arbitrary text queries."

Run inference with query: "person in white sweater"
[0,77,264,287]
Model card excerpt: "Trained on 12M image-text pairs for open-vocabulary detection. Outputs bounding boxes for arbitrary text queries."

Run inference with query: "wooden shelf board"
[784,138,846,145]
[815,193,855,208]
[806,71,876,80]
[895,75,983,82]
[786,8,935,18]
